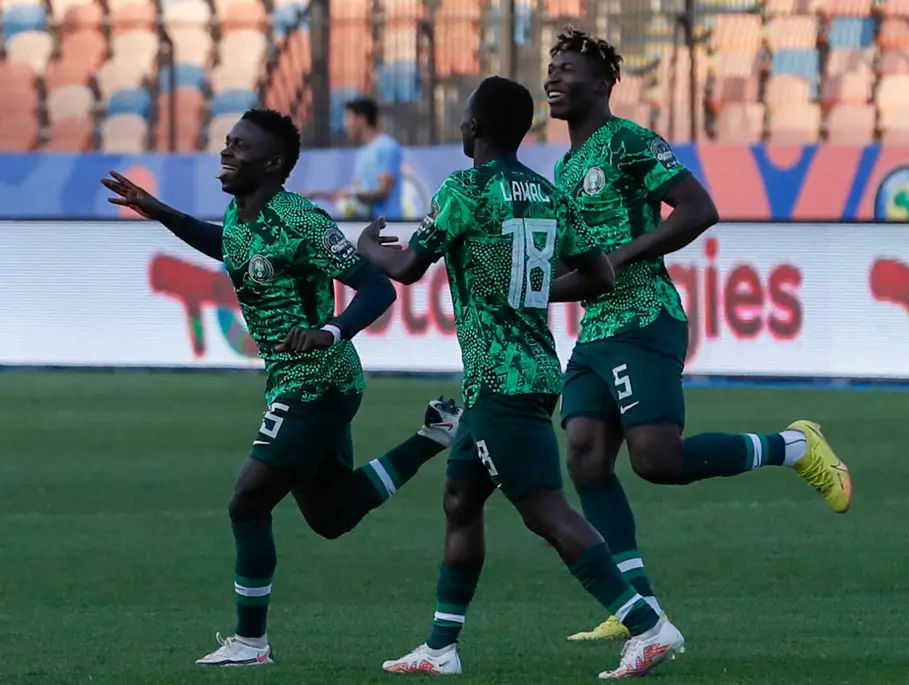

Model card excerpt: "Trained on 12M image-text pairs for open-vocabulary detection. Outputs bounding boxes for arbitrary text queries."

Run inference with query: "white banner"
[1,221,908,378]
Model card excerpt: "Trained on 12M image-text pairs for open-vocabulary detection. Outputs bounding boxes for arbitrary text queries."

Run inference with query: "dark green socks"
[233,517,277,639]
[426,563,482,649]
[569,543,659,636]
[681,432,787,481]
[576,475,659,611]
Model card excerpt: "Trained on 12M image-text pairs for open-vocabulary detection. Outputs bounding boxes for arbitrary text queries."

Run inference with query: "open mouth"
[547,91,567,105]
[217,163,239,180]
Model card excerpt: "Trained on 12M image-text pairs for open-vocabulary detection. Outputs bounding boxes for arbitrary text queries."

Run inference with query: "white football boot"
[195,633,274,667]
[382,643,462,675]
[418,397,463,448]
[598,618,685,679]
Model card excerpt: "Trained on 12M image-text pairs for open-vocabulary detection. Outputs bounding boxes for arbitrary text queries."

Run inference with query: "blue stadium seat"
[159,64,207,93]
[210,89,259,115]
[488,0,533,46]
[107,88,153,117]
[377,62,421,104]
[330,88,362,131]
[828,17,875,49]
[771,49,820,96]
[2,4,47,41]
[272,5,305,39]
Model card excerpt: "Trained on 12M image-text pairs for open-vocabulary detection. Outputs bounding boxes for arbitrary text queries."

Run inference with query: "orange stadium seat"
[879,49,909,73]
[879,18,909,49]
[714,103,765,143]
[765,0,824,16]
[46,117,95,151]
[821,68,872,104]
[826,103,876,143]
[108,0,157,34]
[0,111,40,150]
[221,1,267,32]
[824,0,873,16]
[882,0,909,16]
[712,14,763,53]
[766,16,819,51]
[59,28,108,70]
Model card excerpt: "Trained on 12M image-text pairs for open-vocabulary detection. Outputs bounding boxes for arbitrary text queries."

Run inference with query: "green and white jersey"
[222,189,366,404]
[555,117,690,342]
[409,157,600,407]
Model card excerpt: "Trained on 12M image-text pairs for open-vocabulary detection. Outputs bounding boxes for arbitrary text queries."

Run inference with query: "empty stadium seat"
[824,0,873,16]
[879,18,909,49]
[712,14,763,53]
[162,0,211,28]
[101,113,149,152]
[766,16,819,51]
[714,103,765,143]
[106,88,153,117]
[771,49,820,96]
[767,103,821,143]
[59,29,107,69]
[882,0,909,16]
[826,104,876,144]
[169,26,215,66]
[159,64,207,92]
[110,30,159,74]
[879,49,909,73]
[828,17,875,48]
[108,0,157,34]
[0,112,39,150]
[4,30,53,74]
[821,70,872,103]
[765,0,823,16]
[766,74,813,108]
[97,59,147,99]
[0,61,39,109]
[219,29,268,68]
[377,62,421,103]
[46,118,95,151]
[2,4,47,41]
[221,0,267,32]
[46,83,95,122]
[210,89,259,115]
[210,62,259,93]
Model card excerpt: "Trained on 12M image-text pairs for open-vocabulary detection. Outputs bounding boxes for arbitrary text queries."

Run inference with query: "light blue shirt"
[351,133,403,220]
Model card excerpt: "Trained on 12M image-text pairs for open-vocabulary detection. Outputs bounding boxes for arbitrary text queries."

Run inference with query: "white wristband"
[321,324,342,345]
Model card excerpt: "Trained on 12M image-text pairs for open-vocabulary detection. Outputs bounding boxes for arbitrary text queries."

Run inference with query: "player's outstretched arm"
[101,171,224,261]
[357,217,432,285]
[610,175,718,272]
[550,252,616,302]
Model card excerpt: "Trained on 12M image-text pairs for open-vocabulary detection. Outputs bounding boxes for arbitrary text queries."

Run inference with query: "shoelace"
[800,452,835,493]
[215,632,237,650]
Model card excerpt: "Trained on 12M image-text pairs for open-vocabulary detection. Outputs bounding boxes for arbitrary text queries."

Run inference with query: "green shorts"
[447,393,561,502]
[561,311,688,429]
[249,390,362,481]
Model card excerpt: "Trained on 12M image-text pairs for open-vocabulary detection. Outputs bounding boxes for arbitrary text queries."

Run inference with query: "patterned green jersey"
[221,189,366,404]
[409,157,600,407]
[554,118,690,343]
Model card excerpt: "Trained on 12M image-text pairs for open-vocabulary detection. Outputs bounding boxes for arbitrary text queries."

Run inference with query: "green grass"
[0,371,905,684]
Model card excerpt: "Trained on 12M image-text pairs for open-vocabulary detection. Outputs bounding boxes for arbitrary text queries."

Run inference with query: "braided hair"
[550,26,622,85]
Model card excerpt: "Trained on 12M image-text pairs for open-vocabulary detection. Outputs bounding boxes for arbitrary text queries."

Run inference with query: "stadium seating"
[4,0,909,149]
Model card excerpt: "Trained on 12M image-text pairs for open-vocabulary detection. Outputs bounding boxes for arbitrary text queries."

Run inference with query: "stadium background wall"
[3,221,908,380]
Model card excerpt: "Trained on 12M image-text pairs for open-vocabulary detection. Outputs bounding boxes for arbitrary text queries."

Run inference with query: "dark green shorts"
[561,311,688,429]
[447,393,561,502]
[249,390,362,480]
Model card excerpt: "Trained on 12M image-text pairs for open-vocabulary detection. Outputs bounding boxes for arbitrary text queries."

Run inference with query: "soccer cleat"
[382,643,463,675]
[567,612,669,642]
[195,633,274,667]
[789,420,853,513]
[598,618,685,679]
[418,397,463,448]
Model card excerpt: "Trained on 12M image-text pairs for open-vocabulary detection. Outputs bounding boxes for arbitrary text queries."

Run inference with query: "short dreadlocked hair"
[550,26,622,85]
[241,108,301,182]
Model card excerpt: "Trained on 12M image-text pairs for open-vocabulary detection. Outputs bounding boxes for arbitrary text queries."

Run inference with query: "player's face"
[544,51,608,121]
[460,93,479,159]
[343,111,364,143]
[218,119,283,195]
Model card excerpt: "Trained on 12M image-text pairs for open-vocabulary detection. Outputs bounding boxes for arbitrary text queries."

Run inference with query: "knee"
[627,429,685,485]
[566,426,614,486]
[229,488,262,523]
[442,480,483,527]
[308,516,351,540]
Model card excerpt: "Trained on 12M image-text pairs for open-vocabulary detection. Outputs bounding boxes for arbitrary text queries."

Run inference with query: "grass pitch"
[1,371,905,684]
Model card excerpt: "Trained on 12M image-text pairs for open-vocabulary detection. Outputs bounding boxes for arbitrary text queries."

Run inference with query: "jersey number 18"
[502,218,556,310]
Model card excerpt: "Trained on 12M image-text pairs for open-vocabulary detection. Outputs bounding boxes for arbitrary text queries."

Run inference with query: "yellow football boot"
[789,420,852,513]
[567,612,669,642]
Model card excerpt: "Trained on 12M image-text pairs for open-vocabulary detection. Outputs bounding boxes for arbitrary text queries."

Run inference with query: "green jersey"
[221,189,366,404]
[554,118,689,343]
[409,157,600,408]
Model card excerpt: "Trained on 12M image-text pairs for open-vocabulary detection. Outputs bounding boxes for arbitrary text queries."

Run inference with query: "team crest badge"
[323,226,357,262]
[418,198,441,233]
[583,167,606,195]
[651,139,679,169]
[248,254,274,283]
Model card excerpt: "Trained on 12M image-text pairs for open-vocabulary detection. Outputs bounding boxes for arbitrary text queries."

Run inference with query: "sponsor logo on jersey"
[248,254,274,283]
[651,139,679,170]
[418,198,441,234]
[323,226,357,261]
[583,167,606,195]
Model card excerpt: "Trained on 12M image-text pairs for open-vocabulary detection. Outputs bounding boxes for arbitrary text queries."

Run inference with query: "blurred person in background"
[308,97,404,221]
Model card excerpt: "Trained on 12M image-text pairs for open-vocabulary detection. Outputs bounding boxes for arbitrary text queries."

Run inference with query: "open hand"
[274,327,335,353]
[357,217,401,253]
[101,171,162,219]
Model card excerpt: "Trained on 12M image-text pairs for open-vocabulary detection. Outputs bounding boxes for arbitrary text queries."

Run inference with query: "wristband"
[320,324,342,345]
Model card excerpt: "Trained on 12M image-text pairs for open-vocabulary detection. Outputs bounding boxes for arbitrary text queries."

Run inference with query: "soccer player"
[544,27,853,642]
[358,75,685,680]
[101,108,463,667]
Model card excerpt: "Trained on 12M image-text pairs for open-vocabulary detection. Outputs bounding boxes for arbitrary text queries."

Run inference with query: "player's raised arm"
[606,131,718,272]
[101,171,224,261]
[550,199,616,302]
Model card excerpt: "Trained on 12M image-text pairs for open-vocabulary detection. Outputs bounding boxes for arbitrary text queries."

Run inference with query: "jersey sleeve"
[287,201,364,280]
[558,197,602,269]
[408,173,474,262]
[610,126,690,202]
[374,138,403,177]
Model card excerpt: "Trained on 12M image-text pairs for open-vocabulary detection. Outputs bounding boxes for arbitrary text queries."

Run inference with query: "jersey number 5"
[501,218,557,309]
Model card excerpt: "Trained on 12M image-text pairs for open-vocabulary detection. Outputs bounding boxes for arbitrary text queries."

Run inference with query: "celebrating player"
[544,27,853,642]
[101,108,463,667]
[358,75,685,679]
